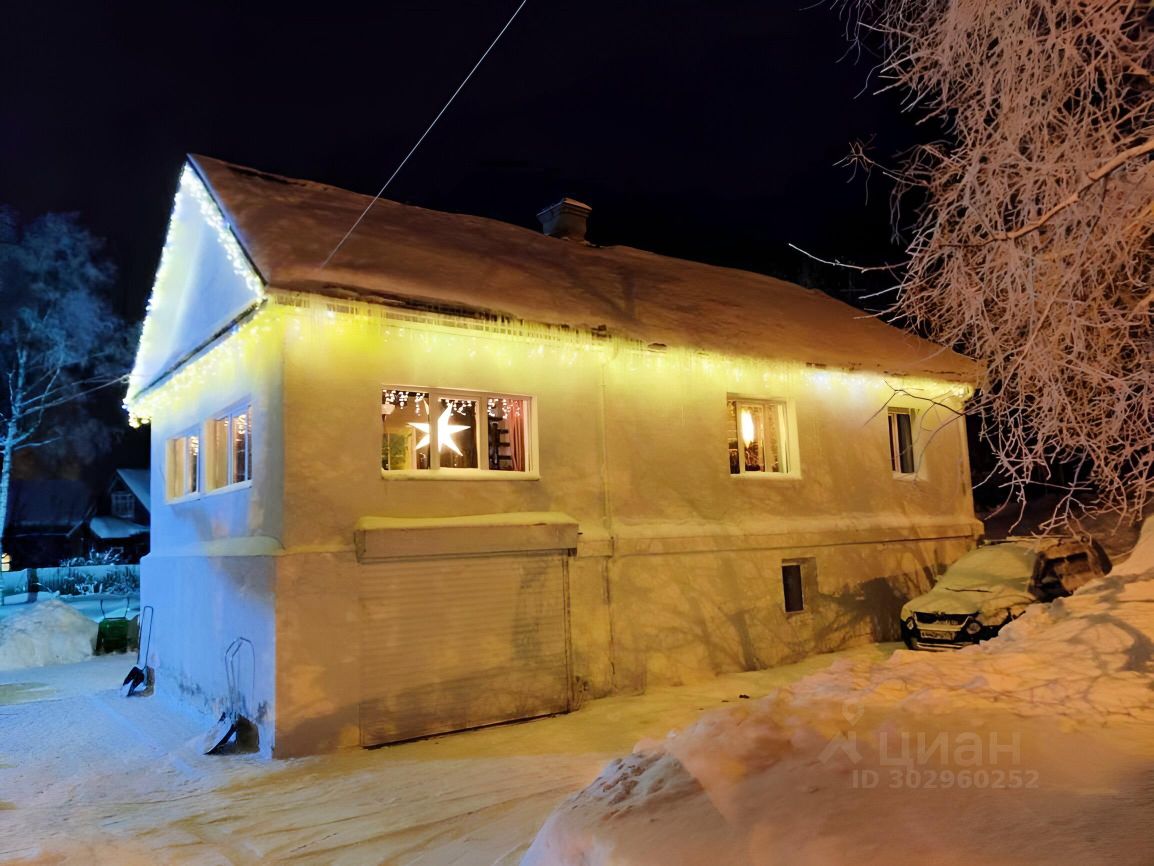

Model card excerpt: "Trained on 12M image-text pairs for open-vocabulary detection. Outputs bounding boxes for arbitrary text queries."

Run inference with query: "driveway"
[0,644,893,865]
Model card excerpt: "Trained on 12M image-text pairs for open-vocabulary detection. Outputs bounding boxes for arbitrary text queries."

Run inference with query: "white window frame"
[165,430,200,501]
[206,403,253,492]
[727,396,798,478]
[111,491,135,519]
[888,407,918,476]
[381,386,537,479]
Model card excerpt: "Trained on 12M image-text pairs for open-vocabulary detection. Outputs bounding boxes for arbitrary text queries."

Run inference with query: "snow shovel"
[203,637,260,755]
[121,605,154,697]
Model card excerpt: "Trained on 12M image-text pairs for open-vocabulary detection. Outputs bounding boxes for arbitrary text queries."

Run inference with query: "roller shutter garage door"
[360,551,571,746]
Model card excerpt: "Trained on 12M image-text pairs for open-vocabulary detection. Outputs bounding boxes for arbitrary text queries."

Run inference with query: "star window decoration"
[409,407,470,456]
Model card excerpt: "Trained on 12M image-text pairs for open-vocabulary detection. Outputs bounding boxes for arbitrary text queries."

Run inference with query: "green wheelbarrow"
[95,596,138,655]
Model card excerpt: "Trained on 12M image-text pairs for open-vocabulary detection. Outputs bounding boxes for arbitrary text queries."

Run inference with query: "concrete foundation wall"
[255,530,970,755]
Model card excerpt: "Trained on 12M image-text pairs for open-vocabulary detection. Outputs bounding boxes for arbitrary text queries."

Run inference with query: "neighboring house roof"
[114,468,151,513]
[5,480,92,534]
[89,515,149,540]
[189,155,976,382]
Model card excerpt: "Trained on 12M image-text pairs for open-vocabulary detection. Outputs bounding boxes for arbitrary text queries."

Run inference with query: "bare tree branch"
[837,0,1154,527]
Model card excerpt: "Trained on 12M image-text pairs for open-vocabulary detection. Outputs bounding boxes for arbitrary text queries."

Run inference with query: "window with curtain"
[381,388,532,473]
[208,404,252,490]
[727,397,793,475]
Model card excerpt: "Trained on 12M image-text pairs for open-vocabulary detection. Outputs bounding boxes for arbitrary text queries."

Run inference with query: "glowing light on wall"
[125,306,277,427]
[127,286,976,428]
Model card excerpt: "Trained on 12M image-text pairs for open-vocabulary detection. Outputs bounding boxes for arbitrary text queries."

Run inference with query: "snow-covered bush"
[56,552,139,595]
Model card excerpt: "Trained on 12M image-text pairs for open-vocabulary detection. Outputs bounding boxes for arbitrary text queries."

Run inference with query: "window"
[381,388,531,473]
[111,491,135,519]
[781,560,809,613]
[165,432,199,500]
[888,408,916,475]
[728,398,791,475]
[208,405,252,490]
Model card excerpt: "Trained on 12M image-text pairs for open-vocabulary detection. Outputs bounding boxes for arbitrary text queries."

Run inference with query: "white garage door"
[360,551,571,746]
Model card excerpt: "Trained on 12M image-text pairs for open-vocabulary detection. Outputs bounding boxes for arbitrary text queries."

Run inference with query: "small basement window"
[208,404,252,490]
[382,388,532,473]
[165,432,199,500]
[782,561,806,613]
[888,408,916,475]
[728,398,792,475]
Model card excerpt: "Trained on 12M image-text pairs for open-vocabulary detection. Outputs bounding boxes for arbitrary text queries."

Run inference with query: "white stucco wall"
[273,299,978,709]
[140,309,285,752]
[276,308,975,548]
[139,290,978,755]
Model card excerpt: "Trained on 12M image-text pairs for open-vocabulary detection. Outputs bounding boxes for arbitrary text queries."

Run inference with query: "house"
[127,156,980,757]
[87,468,151,563]
[3,479,91,569]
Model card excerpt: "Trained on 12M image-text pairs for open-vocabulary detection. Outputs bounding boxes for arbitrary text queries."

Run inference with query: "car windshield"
[937,545,1036,590]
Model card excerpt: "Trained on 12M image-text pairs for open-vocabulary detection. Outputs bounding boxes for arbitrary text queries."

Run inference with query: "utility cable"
[319,0,531,270]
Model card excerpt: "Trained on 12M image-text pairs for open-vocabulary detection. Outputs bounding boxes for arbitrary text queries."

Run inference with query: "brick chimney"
[536,197,591,241]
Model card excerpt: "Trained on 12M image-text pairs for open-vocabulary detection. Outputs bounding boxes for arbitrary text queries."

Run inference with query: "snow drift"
[0,599,98,670]
[524,524,1154,866]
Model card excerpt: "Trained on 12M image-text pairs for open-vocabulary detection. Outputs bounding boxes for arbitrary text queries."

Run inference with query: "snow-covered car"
[900,536,1110,650]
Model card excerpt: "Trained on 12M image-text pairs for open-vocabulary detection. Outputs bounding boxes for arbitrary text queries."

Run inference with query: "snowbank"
[525,528,1154,865]
[0,599,98,670]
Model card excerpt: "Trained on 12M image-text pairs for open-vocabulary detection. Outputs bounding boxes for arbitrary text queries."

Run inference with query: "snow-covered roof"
[88,515,149,540]
[6,480,92,533]
[189,156,976,382]
[114,469,150,513]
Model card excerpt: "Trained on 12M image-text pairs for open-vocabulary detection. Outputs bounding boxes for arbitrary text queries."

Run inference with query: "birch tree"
[838,0,1154,524]
[0,210,130,566]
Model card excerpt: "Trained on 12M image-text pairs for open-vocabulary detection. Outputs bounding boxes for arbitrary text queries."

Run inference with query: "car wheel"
[901,622,917,650]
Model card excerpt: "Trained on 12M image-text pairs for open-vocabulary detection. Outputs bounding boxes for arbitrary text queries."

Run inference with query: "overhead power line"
[319,0,531,271]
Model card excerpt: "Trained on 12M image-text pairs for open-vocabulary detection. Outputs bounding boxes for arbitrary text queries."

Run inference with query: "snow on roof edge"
[187,155,979,383]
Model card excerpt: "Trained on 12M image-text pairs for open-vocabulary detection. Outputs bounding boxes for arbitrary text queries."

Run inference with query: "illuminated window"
[888,408,916,475]
[727,398,792,475]
[382,388,531,473]
[111,491,135,519]
[165,432,200,500]
[208,404,252,490]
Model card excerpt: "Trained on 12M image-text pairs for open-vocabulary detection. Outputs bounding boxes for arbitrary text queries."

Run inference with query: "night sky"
[1,1,919,471]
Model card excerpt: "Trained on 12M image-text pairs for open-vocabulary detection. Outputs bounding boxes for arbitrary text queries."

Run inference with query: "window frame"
[205,402,253,493]
[727,395,798,478]
[165,429,201,502]
[111,491,136,519]
[781,557,816,615]
[380,386,537,479]
[887,407,918,477]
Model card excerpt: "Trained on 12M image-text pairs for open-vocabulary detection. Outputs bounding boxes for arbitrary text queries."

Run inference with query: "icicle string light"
[126,164,266,406]
[126,289,973,427]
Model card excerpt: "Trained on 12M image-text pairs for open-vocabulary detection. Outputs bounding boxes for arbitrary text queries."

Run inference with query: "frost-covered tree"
[839,0,1154,524]
[0,210,131,566]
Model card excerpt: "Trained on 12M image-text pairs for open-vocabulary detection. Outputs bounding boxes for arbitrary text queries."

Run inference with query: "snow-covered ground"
[7,530,1154,865]
[0,641,890,865]
[524,525,1154,865]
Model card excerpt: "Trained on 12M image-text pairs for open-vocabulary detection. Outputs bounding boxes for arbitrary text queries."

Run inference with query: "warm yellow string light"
[127,291,973,428]
[125,163,266,415]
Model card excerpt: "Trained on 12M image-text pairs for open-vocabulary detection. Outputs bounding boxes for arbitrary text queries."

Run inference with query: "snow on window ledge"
[378,468,540,482]
[203,479,254,497]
